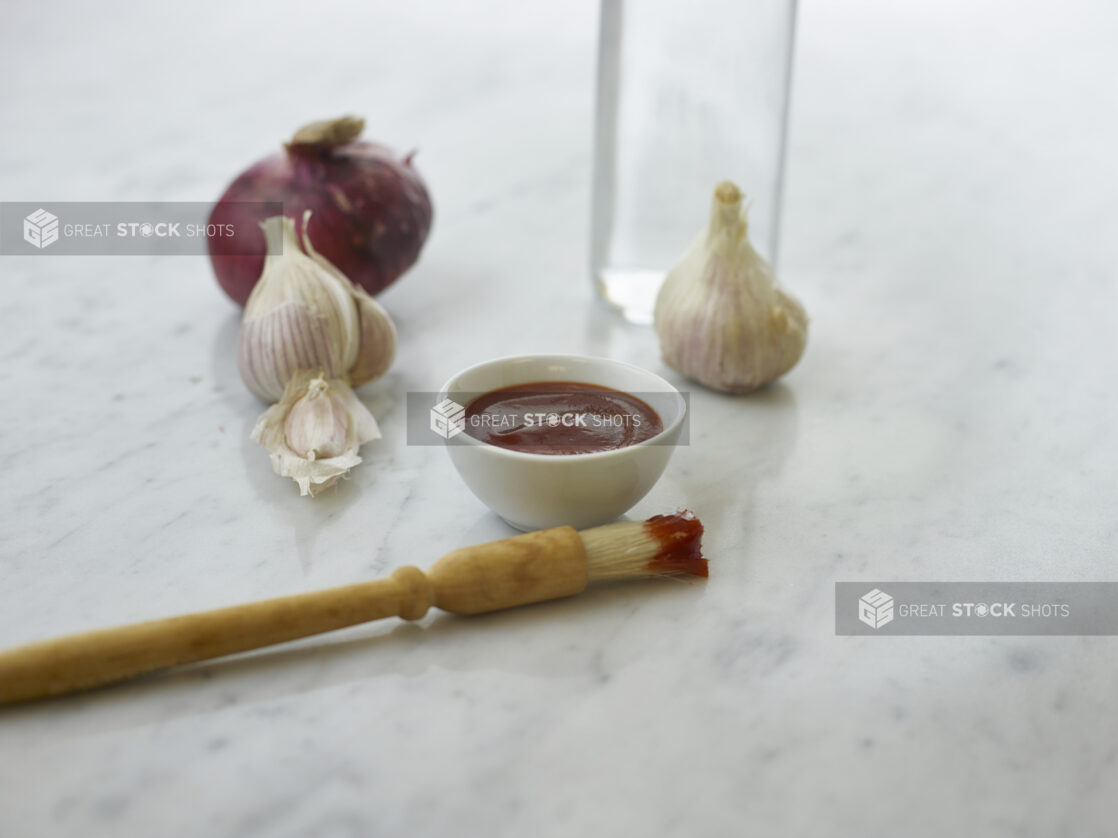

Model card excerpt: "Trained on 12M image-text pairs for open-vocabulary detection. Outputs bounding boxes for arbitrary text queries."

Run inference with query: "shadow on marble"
[671,381,800,540]
[2,573,709,738]
[208,308,242,407]
[235,408,367,573]
[212,308,411,572]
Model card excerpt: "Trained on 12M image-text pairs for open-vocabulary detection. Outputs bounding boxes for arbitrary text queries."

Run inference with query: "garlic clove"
[347,287,398,387]
[653,180,808,393]
[238,214,361,402]
[282,377,350,460]
[251,371,381,496]
[301,223,397,387]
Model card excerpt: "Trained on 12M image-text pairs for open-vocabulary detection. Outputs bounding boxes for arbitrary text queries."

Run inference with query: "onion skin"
[209,131,432,306]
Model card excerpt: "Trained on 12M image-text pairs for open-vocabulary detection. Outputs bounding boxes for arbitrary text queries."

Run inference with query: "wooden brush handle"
[0,568,431,704]
[0,526,587,704]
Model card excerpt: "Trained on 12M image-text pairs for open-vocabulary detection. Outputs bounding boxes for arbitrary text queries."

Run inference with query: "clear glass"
[591,0,798,323]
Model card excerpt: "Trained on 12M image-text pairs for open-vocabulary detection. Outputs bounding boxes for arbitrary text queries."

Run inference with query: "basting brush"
[0,512,706,704]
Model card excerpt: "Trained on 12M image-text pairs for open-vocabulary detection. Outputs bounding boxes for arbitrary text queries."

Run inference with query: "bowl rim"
[437,353,687,462]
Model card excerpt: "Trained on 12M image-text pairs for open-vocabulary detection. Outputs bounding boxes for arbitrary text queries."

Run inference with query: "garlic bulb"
[238,211,396,495]
[238,213,396,402]
[251,371,381,497]
[653,181,808,393]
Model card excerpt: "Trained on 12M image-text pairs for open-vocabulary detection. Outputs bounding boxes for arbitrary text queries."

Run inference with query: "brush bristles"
[579,512,708,583]
[580,521,662,582]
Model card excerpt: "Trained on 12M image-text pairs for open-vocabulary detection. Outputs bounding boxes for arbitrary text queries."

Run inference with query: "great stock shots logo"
[1,202,282,255]
[858,588,895,629]
[23,208,59,249]
[430,399,466,440]
[835,583,1104,635]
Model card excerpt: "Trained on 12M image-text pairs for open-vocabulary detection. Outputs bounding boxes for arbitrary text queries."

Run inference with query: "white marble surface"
[2,0,1118,835]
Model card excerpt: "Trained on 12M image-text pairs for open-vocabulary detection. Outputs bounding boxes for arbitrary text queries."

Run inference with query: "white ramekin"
[438,354,687,531]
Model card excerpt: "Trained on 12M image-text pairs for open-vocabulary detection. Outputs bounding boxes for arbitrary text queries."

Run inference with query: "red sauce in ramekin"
[464,381,663,455]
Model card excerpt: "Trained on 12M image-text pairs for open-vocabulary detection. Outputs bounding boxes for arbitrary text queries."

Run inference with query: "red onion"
[208,116,433,306]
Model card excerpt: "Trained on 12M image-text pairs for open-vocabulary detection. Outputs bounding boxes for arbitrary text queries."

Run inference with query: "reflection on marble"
[3,0,1118,836]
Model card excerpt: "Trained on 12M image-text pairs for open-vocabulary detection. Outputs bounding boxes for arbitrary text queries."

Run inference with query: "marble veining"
[2,0,1118,836]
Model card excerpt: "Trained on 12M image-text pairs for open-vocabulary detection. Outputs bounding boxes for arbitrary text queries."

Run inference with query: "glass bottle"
[591,0,798,323]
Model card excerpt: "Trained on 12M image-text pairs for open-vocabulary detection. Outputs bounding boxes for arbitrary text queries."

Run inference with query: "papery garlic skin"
[301,226,397,387]
[653,181,808,393]
[238,212,398,403]
[238,216,361,402]
[252,371,381,497]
